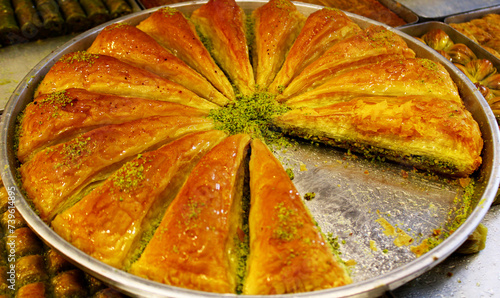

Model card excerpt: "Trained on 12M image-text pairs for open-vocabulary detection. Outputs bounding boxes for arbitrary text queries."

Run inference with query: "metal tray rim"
[1,2,499,297]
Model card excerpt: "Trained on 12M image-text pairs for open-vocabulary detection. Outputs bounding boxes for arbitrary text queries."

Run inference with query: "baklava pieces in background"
[15,0,483,295]
[0,0,133,46]
[0,179,126,297]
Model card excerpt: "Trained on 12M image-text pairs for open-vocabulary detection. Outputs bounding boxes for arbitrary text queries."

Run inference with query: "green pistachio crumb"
[304,192,316,201]
[208,91,290,147]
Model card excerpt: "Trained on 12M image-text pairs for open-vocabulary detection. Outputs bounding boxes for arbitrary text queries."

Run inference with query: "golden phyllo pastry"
[191,0,255,96]
[137,7,236,100]
[268,7,362,93]
[17,89,208,163]
[283,58,461,108]
[129,134,251,293]
[275,95,483,177]
[35,52,219,111]
[52,130,227,268]
[251,0,306,89]
[279,25,416,99]
[87,23,229,106]
[244,139,351,295]
[20,116,214,221]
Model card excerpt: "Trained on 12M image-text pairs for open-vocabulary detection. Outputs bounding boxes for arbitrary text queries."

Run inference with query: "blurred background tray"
[445,5,500,23]
[397,0,500,21]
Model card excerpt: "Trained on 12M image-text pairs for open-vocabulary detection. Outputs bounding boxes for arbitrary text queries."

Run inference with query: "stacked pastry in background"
[0,0,133,46]
[0,179,125,297]
[450,14,500,59]
[417,28,500,123]
[13,0,484,295]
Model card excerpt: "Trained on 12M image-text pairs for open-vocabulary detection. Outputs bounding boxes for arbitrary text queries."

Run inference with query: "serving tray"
[1,1,499,297]
[396,0,500,21]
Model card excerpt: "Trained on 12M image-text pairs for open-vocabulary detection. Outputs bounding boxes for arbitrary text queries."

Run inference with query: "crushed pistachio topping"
[326,232,342,255]
[14,110,27,149]
[286,168,294,180]
[34,90,74,118]
[273,0,293,10]
[419,59,441,72]
[304,192,316,201]
[208,92,290,147]
[364,29,398,48]
[104,22,129,31]
[272,202,303,241]
[413,179,476,255]
[37,90,73,107]
[59,51,99,65]
[58,136,93,167]
[160,7,179,17]
[323,7,340,13]
[112,155,146,192]
[186,197,205,220]
[235,199,250,293]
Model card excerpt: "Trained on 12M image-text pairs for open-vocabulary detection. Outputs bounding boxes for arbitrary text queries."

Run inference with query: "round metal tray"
[1,1,499,297]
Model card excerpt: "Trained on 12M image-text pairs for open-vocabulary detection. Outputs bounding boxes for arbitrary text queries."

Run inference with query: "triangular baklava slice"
[280,25,416,100]
[17,89,208,163]
[284,58,462,108]
[244,139,351,294]
[268,8,361,94]
[191,0,255,96]
[20,115,214,221]
[251,0,306,89]
[129,134,251,294]
[88,23,230,106]
[52,130,227,269]
[35,52,219,111]
[275,95,483,177]
[137,7,236,100]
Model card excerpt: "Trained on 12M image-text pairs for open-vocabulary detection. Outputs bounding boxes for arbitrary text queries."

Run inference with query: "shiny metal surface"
[1,1,499,297]
[397,0,500,20]
[444,5,500,24]
[393,203,500,297]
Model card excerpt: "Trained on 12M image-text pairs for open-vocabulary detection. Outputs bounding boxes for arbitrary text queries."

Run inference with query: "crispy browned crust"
[35,52,219,111]
[191,0,255,95]
[268,8,361,93]
[88,23,230,106]
[52,131,227,269]
[280,25,416,99]
[17,89,209,163]
[137,7,236,100]
[129,134,251,293]
[244,139,351,295]
[251,0,306,89]
[284,57,461,107]
[20,116,214,222]
[275,95,483,177]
